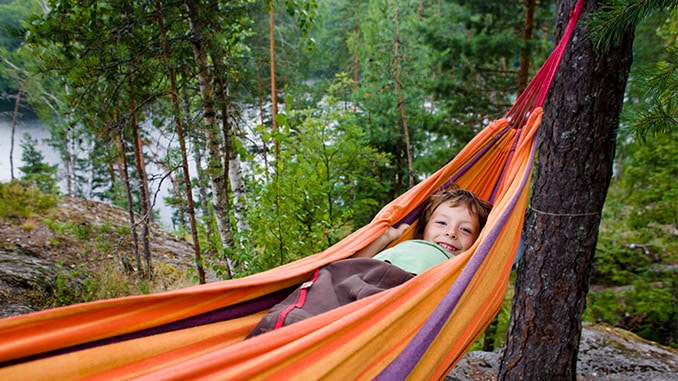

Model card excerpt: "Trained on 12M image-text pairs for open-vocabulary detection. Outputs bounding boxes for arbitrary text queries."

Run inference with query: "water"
[0,105,58,183]
[0,101,175,227]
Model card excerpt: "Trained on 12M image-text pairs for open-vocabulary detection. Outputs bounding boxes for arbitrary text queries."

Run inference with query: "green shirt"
[373,239,451,275]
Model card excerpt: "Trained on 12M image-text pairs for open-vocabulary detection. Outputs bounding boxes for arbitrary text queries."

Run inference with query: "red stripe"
[274,268,321,330]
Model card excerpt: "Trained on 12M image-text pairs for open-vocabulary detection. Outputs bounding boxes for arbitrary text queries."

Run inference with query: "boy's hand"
[385,223,410,243]
[353,223,411,258]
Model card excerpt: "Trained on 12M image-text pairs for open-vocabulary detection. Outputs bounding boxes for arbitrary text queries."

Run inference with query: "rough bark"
[498,0,635,379]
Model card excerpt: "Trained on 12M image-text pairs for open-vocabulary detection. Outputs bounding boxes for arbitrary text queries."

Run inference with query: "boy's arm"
[352,224,410,258]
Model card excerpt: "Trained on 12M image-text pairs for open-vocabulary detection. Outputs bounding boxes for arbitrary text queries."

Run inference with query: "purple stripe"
[375,131,539,380]
[0,286,294,368]
[489,127,523,203]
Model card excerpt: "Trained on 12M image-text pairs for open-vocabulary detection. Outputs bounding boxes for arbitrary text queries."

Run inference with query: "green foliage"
[245,84,390,274]
[587,179,677,347]
[0,180,58,218]
[617,11,678,142]
[587,0,677,51]
[617,130,677,230]
[49,266,133,308]
[586,279,676,347]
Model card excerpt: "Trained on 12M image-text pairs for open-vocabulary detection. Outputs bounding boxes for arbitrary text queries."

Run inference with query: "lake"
[0,100,176,227]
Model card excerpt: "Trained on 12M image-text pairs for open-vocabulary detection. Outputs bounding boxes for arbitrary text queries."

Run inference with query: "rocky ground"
[1,197,676,379]
[448,324,678,380]
[0,197,200,316]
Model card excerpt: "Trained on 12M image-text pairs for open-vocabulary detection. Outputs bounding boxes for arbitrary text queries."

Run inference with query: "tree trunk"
[269,1,280,161]
[156,0,206,284]
[213,59,251,243]
[130,102,153,278]
[255,41,270,175]
[10,82,26,180]
[185,0,236,277]
[498,0,635,379]
[393,5,414,189]
[115,132,140,274]
[517,0,536,94]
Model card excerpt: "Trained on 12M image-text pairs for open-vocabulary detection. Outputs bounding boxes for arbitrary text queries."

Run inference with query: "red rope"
[506,0,584,128]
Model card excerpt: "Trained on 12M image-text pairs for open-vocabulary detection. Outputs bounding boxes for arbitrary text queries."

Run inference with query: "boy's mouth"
[437,242,459,254]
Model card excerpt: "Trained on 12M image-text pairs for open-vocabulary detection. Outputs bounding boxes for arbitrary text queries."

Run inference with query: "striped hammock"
[0,1,582,379]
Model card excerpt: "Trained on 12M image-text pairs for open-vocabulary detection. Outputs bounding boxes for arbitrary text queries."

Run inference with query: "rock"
[0,197,199,317]
[0,245,80,317]
[446,323,678,381]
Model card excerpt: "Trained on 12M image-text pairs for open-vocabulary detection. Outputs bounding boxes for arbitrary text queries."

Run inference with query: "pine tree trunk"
[156,1,206,284]
[185,0,236,277]
[498,0,635,378]
[393,5,414,189]
[115,132,140,274]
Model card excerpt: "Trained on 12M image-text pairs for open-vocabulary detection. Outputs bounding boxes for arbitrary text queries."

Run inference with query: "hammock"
[0,2,583,379]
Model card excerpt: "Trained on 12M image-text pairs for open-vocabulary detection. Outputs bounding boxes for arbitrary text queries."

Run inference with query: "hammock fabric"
[0,2,583,379]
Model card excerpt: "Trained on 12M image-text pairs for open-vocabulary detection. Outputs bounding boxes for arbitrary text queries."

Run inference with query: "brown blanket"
[247,258,414,338]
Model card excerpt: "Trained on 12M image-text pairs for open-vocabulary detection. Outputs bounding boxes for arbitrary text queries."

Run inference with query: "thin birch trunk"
[269,1,280,161]
[130,101,153,278]
[212,58,251,244]
[10,82,26,180]
[255,43,270,175]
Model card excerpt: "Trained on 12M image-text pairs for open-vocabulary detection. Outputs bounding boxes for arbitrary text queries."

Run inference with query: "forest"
[0,0,676,369]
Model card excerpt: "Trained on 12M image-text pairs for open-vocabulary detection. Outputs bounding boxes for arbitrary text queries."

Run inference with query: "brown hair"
[413,184,493,239]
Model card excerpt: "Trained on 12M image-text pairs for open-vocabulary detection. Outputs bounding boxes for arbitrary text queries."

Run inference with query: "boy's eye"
[460,227,473,234]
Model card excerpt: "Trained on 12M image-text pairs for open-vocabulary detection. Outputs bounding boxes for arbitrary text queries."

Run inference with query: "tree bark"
[499,0,635,379]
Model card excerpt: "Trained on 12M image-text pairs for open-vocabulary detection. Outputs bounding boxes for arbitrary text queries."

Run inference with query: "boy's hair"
[413,184,493,239]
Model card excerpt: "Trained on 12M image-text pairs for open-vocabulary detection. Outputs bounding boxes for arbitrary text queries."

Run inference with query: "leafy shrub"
[0,180,58,218]
[586,181,677,347]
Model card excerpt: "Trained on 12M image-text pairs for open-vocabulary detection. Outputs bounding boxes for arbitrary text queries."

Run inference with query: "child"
[246,185,492,338]
[353,184,492,274]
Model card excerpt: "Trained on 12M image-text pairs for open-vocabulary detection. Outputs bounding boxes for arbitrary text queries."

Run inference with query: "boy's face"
[422,203,480,255]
